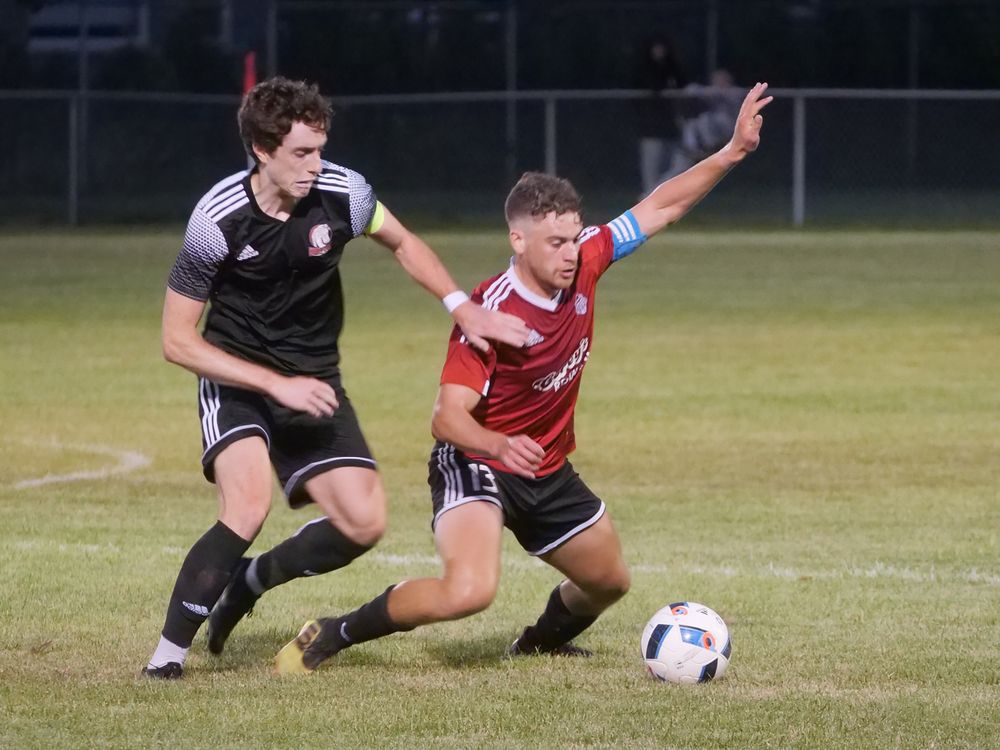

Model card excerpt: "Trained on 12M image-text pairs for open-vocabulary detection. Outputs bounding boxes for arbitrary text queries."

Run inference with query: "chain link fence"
[1,87,998,227]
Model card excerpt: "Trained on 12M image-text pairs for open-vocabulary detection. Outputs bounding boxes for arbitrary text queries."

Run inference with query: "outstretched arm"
[431,383,544,479]
[630,82,773,239]
[369,206,530,351]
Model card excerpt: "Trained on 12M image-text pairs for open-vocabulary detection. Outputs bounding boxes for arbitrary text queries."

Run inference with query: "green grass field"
[1,228,998,749]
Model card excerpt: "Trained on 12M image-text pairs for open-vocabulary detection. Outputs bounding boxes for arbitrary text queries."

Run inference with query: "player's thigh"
[213,436,274,538]
[306,466,386,546]
[540,512,630,596]
[435,501,505,608]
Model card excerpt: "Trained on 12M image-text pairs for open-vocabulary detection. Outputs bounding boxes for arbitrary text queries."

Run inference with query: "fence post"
[504,0,518,182]
[68,95,79,226]
[544,97,557,175]
[266,0,278,76]
[792,94,806,227]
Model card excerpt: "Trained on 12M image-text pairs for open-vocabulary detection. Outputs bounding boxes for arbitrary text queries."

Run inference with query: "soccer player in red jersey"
[275,83,773,672]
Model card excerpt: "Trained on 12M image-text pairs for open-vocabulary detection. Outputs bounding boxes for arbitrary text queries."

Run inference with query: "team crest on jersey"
[573,293,588,315]
[308,223,333,256]
[525,329,545,347]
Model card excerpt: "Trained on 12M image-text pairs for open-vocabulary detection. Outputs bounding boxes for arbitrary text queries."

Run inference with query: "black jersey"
[167,161,377,381]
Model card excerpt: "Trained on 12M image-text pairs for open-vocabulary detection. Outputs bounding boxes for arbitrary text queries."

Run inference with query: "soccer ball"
[640,601,731,684]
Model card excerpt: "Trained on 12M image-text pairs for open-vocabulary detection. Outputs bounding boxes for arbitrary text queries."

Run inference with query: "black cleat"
[143,661,183,679]
[274,617,346,674]
[303,617,348,670]
[508,628,593,658]
[206,557,259,655]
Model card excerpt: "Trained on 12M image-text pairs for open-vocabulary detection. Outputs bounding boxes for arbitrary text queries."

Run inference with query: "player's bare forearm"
[161,289,338,417]
[369,205,461,299]
[370,207,529,350]
[632,149,742,232]
[631,82,773,238]
[431,384,543,477]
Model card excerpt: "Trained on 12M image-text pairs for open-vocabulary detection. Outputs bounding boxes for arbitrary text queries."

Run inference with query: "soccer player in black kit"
[143,77,529,678]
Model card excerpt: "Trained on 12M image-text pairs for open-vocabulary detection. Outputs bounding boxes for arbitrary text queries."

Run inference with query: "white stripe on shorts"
[432,495,503,530]
[199,378,220,444]
[528,501,606,556]
[437,444,464,506]
[198,377,269,459]
[282,456,377,497]
[200,424,270,462]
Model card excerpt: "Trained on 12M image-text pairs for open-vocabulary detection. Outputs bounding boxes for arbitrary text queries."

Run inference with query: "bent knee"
[335,495,387,547]
[338,518,384,548]
[440,579,496,620]
[603,568,631,601]
[219,505,269,541]
[581,568,631,604]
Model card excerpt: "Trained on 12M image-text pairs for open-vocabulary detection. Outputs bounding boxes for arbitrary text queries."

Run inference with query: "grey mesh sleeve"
[346,169,378,238]
[166,207,230,301]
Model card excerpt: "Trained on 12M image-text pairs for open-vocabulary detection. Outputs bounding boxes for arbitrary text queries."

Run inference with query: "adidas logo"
[526,329,546,347]
[236,244,259,261]
[182,601,210,618]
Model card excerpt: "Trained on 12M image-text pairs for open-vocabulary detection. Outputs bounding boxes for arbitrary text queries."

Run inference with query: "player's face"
[510,211,584,297]
[255,121,327,200]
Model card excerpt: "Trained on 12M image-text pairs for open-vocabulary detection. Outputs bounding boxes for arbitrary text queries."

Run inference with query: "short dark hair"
[504,172,582,223]
[238,77,333,163]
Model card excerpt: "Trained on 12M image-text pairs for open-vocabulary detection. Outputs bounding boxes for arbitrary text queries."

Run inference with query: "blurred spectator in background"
[663,69,743,181]
[634,35,688,197]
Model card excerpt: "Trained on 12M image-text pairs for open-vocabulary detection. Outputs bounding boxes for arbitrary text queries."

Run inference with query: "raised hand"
[730,82,773,156]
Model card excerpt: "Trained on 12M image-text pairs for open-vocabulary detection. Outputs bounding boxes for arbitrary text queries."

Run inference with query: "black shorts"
[427,442,605,556]
[198,377,376,508]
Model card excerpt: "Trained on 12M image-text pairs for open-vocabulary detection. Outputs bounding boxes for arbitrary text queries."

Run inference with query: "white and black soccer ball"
[640,601,731,684]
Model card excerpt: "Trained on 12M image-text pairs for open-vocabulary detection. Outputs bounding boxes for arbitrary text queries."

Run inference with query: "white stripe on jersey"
[206,194,249,222]
[316,172,349,185]
[481,274,514,311]
[198,170,248,205]
[314,182,350,194]
[204,183,244,214]
[578,225,601,244]
[196,170,250,219]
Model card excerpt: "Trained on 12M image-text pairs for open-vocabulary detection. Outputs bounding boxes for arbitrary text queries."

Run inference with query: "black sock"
[518,584,597,653]
[161,521,251,648]
[310,585,412,661]
[252,518,371,591]
[340,585,414,644]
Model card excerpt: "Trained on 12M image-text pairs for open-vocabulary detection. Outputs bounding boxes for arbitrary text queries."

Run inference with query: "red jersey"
[440,224,617,476]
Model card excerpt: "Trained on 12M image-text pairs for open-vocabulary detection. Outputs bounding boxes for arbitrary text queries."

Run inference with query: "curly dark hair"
[504,172,582,223]
[238,77,333,162]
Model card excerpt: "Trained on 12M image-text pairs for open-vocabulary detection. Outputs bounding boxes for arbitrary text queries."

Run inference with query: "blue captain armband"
[608,210,648,262]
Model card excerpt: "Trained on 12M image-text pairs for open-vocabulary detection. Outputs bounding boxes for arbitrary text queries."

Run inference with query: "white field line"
[8,541,997,586]
[10,439,151,489]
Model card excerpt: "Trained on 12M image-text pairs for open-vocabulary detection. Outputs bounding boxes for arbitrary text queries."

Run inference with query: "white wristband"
[442,290,470,313]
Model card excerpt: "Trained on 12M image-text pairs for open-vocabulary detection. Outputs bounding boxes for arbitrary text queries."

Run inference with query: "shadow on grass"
[192,626,402,673]
[421,633,515,669]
